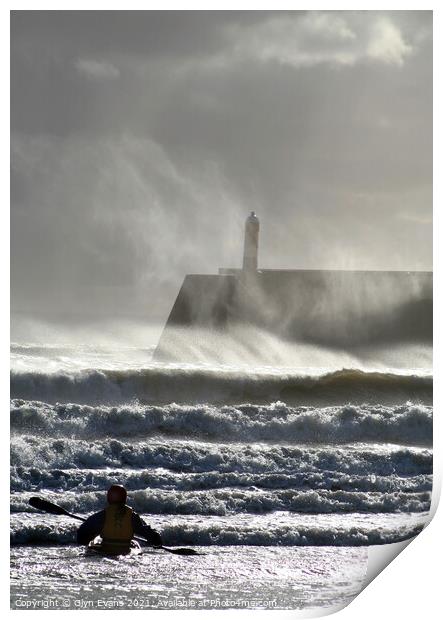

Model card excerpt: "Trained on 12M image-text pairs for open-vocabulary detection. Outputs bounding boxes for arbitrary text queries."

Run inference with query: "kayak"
[27,496,198,556]
[86,538,142,557]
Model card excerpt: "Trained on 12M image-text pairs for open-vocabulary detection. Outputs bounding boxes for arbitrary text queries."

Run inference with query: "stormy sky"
[11,11,432,323]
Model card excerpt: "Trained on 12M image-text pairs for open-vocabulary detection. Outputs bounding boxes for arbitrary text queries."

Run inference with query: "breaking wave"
[11,432,432,518]
[11,513,427,546]
[10,367,432,406]
[10,436,432,477]
[11,486,431,517]
[10,466,432,497]
[11,400,432,446]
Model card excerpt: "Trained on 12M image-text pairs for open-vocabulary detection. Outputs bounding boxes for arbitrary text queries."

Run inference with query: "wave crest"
[11,400,432,446]
[10,367,432,406]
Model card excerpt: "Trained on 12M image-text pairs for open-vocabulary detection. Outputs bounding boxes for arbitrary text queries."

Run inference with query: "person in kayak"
[77,484,162,553]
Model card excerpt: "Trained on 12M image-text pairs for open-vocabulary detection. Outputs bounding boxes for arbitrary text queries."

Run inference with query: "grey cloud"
[224,12,414,68]
[75,58,120,80]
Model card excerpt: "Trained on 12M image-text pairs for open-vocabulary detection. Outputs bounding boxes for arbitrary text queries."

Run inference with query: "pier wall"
[154,270,432,360]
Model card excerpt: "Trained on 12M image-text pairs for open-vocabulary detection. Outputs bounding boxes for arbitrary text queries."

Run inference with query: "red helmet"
[107,484,127,504]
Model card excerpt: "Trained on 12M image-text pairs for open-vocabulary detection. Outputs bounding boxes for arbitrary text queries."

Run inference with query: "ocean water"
[10,337,432,611]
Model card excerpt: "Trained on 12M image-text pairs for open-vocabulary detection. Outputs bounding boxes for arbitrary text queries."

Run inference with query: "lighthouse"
[154,207,432,361]
[242,211,259,272]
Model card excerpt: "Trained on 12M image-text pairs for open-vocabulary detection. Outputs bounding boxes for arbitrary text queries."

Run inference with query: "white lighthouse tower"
[242,211,259,272]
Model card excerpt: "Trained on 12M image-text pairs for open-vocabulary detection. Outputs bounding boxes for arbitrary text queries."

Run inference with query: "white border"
[4,3,439,618]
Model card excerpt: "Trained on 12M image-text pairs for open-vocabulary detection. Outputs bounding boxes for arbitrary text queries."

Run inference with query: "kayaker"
[77,484,162,553]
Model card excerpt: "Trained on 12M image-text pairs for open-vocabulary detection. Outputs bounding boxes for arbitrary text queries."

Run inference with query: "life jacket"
[100,504,134,554]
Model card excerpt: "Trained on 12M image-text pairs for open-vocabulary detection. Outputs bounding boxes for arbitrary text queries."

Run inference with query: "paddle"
[29,496,199,556]
[29,496,85,521]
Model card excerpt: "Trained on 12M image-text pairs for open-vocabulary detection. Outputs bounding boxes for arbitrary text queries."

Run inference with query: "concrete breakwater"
[154,269,432,361]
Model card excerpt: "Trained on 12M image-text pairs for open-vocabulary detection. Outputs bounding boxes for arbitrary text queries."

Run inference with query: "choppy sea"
[10,337,432,611]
